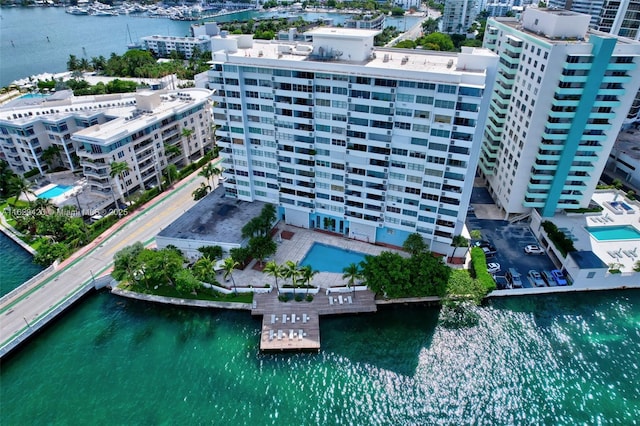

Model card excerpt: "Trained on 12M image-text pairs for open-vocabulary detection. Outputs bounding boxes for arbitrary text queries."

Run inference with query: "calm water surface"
[2,290,639,424]
[0,232,42,296]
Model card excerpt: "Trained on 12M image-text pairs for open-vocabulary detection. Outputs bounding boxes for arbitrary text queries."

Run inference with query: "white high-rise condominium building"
[440,0,478,34]
[547,0,606,26]
[479,9,640,218]
[0,88,214,203]
[598,0,640,126]
[206,29,498,254]
[598,0,640,40]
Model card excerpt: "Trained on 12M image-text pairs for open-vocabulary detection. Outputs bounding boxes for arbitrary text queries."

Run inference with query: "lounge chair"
[277,330,283,340]
[303,314,308,323]
[282,314,287,324]
[289,330,294,339]
[291,315,296,324]
[271,314,276,324]
[347,296,353,304]
[299,329,303,340]
[338,295,344,305]
[329,297,334,305]
[269,330,274,341]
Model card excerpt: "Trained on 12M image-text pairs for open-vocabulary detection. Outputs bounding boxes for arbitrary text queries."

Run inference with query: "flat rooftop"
[157,187,267,245]
[305,27,381,38]
[494,16,640,45]
[0,88,211,132]
[214,40,488,75]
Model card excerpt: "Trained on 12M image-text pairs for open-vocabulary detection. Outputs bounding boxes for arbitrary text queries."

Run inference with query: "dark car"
[475,240,497,252]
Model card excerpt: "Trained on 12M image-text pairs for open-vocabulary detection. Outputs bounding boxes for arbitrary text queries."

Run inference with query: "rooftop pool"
[586,225,640,241]
[300,242,368,273]
[19,92,51,100]
[37,184,73,199]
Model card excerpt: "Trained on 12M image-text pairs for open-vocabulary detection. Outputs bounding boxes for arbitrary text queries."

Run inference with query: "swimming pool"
[586,225,640,241]
[300,243,368,273]
[38,185,73,199]
[20,93,51,100]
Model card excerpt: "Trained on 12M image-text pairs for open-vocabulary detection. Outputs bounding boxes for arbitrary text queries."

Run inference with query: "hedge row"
[541,221,575,256]
[470,246,496,294]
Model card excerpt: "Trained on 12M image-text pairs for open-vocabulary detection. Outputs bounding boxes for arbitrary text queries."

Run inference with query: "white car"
[524,244,545,255]
[487,263,501,274]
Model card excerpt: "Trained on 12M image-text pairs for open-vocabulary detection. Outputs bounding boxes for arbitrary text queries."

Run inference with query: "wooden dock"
[252,290,376,352]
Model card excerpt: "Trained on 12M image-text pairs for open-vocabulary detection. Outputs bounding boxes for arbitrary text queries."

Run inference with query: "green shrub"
[305,294,313,302]
[24,168,40,178]
[278,294,288,302]
[295,294,304,302]
[470,247,496,293]
[541,221,575,256]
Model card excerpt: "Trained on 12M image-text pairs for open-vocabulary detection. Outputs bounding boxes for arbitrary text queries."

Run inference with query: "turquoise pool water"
[586,225,640,241]
[38,185,72,199]
[300,242,367,273]
[19,93,50,99]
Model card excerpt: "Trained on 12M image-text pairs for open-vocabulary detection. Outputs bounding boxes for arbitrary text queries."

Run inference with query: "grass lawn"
[120,281,254,304]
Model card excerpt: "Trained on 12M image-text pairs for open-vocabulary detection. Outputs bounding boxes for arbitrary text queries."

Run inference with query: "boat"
[126,24,142,50]
[65,6,89,15]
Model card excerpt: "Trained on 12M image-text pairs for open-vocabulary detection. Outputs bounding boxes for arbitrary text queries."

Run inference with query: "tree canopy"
[360,250,449,298]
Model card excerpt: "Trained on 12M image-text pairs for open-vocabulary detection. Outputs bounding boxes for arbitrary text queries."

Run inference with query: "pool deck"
[239,225,393,351]
[539,191,640,273]
[231,223,406,290]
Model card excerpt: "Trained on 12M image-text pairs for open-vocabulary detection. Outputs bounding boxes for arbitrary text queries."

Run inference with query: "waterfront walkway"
[0,164,221,358]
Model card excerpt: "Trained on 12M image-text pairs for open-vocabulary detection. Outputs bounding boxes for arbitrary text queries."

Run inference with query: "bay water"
[0,232,42,296]
[0,7,420,87]
[2,289,639,424]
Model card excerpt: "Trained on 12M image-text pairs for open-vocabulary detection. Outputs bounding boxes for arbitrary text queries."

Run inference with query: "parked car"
[474,240,493,249]
[482,247,497,257]
[551,269,568,286]
[528,270,545,287]
[524,244,545,255]
[506,268,523,288]
[487,262,501,274]
[541,270,556,286]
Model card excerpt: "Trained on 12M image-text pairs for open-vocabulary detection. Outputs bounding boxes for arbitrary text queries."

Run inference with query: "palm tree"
[193,256,215,283]
[198,162,219,188]
[41,145,61,169]
[164,142,181,159]
[0,160,15,197]
[31,197,56,215]
[263,261,283,295]
[222,256,240,294]
[181,127,194,148]
[163,164,178,188]
[342,263,362,299]
[9,175,35,205]
[300,265,318,296]
[192,182,211,201]
[109,161,131,205]
[283,260,301,295]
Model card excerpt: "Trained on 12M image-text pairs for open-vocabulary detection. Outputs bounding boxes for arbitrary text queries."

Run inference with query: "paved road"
[0,171,217,348]
[385,9,442,47]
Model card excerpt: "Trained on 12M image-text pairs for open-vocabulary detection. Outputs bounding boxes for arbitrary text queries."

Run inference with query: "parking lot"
[467,185,557,289]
